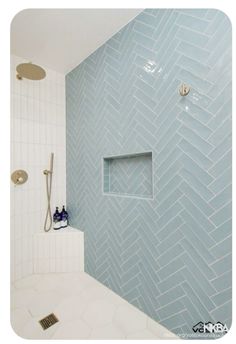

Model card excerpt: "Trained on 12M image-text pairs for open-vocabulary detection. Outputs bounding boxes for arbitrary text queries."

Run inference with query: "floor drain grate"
[39,313,59,330]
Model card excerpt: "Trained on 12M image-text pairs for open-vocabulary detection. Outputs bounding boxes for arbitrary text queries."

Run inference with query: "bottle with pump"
[53,207,61,230]
[61,206,68,228]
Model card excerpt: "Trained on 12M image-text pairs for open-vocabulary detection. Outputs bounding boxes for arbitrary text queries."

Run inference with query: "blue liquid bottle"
[53,207,61,230]
[61,206,68,228]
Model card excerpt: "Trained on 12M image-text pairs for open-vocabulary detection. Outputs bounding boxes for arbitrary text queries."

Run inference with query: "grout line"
[174,9,211,23]
[182,254,218,290]
[160,308,187,323]
[209,252,231,268]
[157,294,186,311]
[207,147,232,173]
[208,183,232,203]
[208,218,231,235]
[208,233,232,251]
[179,193,217,227]
[174,22,211,37]
[157,266,186,285]
[209,299,231,316]
[157,251,185,271]
[210,286,232,298]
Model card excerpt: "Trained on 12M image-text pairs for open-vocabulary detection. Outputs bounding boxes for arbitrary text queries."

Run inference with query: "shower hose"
[44,171,53,232]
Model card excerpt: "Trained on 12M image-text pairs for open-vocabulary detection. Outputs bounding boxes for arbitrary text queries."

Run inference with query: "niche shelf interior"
[103,152,153,199]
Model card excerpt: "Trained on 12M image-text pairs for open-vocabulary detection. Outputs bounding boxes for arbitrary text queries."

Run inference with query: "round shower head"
[16,62,46,80]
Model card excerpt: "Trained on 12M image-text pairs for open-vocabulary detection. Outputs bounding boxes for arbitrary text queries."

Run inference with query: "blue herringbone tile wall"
[66,9,232,338]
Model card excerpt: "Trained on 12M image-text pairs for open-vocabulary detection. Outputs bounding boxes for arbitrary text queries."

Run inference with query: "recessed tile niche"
[103,152,153,199]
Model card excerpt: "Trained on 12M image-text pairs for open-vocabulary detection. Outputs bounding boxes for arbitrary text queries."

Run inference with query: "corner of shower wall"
[10,54,67,282]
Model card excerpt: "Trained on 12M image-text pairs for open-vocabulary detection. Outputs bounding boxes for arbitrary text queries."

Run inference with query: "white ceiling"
[11,9,143,74]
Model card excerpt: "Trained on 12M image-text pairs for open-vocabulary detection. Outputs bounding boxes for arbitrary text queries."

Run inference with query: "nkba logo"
[192,321,228,334]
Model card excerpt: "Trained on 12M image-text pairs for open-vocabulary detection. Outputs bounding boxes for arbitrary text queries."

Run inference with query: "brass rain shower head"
[16,62,46,80]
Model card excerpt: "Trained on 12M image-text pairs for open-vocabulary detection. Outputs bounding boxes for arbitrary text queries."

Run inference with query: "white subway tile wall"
[11,55,66,281]
[33,228,84,274]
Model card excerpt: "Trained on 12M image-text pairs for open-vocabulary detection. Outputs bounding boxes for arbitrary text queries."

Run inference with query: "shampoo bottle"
[61,205,68,228]
[53,207,61,230]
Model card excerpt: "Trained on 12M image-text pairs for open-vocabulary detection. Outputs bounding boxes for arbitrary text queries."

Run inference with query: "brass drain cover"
[39,313,59,330]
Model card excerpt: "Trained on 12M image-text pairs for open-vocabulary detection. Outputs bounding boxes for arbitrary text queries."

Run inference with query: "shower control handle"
[179,84,190,96]
[11,170,28,185]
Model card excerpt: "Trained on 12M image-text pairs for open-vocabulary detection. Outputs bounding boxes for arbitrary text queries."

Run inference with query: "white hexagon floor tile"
[90,323,126,339]
[51,319,91,339]
[53,294,90,322]
[11,288,38,309]
[113,303,148,335]
[27,290,64,317]
[105,287,132,307]
[14,274,42,290]
[33,273,69,292]
[20,317,60,339]
[35,272,95,294]
[11,308,32,335]
[147,317,179,339]
[82,299,117,326]
[11,273,178,340]
[126,328,158,339]
[77,282,109,304]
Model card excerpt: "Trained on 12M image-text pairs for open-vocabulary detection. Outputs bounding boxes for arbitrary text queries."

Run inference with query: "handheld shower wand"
[43,153,54,232]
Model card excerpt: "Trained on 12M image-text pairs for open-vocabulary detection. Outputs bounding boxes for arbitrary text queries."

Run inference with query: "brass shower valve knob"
[179,84,190,96]
[11,170,28,185]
